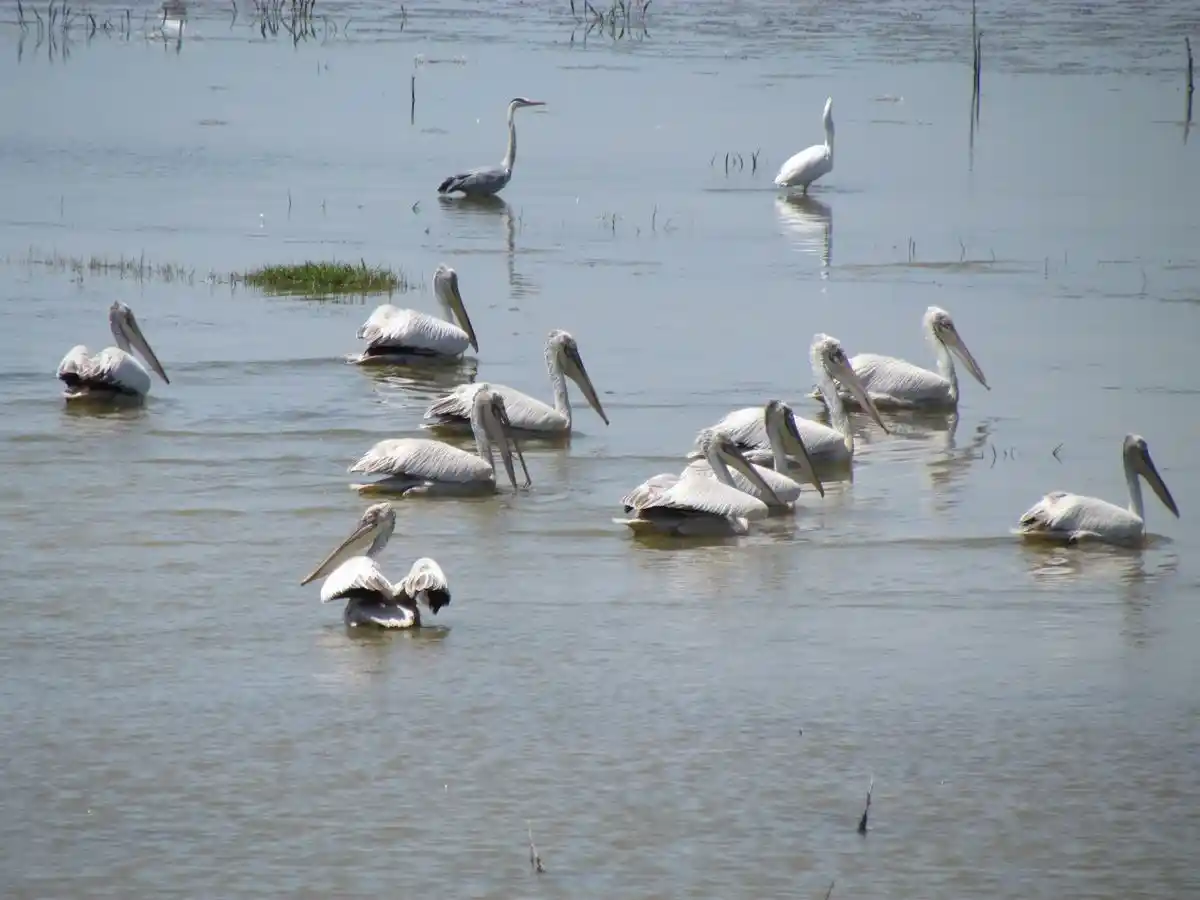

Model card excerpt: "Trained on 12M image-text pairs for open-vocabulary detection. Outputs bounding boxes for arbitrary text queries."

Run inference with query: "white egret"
[774,97,834,195]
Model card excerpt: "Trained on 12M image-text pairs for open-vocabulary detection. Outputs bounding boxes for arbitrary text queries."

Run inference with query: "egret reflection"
[775,196,833,271]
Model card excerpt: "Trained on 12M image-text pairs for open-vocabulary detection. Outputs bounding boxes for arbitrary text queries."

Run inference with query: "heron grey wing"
[442,166,510,195]
[349,438,493,484]
[319,557,394,604]
[643,471,770,520]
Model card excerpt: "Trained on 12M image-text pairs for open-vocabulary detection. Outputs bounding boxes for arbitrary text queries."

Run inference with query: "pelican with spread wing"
[437,97,546,198]
[617,429,784,536]
[56,302,170,402]
[349,384,531,496]
[351,265,479,364]
[700,335,889,470]
[423,330,608,437]
[814,306,989,411]
[1016,434,1179,548]
[686,400,825,513]
[300,503,451,629]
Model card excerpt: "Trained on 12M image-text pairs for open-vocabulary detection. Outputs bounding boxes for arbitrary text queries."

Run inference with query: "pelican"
[696,336,888,470]
[348,384,531,496]
[437,97,546,198]
[423,330,608,436]
[815,306,989,411]
[774,97,834,195]
[56,301,170,402]
[300,503,451,629]
[352,264,479,364]
[616,429,784,536]
[686,400,825,513]
[1016,434,1179,548]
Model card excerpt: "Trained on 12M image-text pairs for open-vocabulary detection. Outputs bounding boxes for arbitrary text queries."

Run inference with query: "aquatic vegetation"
[16,249,201,285]
[240,261,407,296]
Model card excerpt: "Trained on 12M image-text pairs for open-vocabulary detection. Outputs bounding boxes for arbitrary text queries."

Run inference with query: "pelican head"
[1124,434,1179,519]
[509,97,546,113]
[300,502,397,590]
[925,306,989,391]
[696,427,785,508]
[432,264,479,352]
[549,329,609,425]
[764,399,825,497]
[812,334,888,433]
[109,301,169,384]
[474,385,533,491]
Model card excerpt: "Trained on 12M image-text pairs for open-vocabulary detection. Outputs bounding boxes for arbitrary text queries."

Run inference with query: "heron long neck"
[1124,454,1146,521]
[932,333,959,402]
[811,347,853,452]
[501,107,518,172]
[546,344,571,427]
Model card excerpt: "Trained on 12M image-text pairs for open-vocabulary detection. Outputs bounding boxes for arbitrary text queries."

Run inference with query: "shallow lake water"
[1,1,1198,897]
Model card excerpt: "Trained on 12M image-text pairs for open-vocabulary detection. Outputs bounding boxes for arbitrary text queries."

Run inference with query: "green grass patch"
[239,260,406,296]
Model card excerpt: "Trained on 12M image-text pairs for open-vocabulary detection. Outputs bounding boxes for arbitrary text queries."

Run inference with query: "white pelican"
[300,502,451,629]
[774,97,834,195]
[348,384,531,496]
[815,306,989,411]
[1016,434,1179,548]
[686,400,825,513]
[695,336,888,470]
[616,428,784,536]
[56,301,170,402]
[352,264,479,364]
[437,97,546,198]
[422,329,608,437]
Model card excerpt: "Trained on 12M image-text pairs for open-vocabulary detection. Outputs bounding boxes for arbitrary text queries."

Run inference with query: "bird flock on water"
[55,95,1181,630]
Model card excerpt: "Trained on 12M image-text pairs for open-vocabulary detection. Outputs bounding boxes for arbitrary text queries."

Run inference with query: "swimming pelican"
[616,429,784,536]
[815,306,989,411]
[686,400,825,513]
[1016,434,1179,548]
[437,97,546,198]
[774,97,834,195]
[349,384,531,496]
[300,503,451,629]
[696,336,888,470]
[352,264,479,364]
[56,301,170,402]
[423,330,608,436]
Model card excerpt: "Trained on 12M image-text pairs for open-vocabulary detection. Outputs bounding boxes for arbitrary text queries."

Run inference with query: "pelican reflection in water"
[815,306,989,411]
[57,301,170,404]
[1016,434,1179,548]
[617,429,783,536]
[349,384,532,496]
[351,265,479,365]
[775,195,833,269]
[301,503,451,629]
[423,330,608,438]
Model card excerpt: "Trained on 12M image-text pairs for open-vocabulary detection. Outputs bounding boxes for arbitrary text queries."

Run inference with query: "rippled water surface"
[2,1,1199,897]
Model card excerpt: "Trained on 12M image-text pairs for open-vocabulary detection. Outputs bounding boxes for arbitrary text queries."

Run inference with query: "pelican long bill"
[300,517,379,586]
[435,266,480,353]
[781,409,825,497]
[1135,444,1179,518]
[564,342,609,425]
[720,439,784,508]
[122,307,170,384]
[944,326,989,390]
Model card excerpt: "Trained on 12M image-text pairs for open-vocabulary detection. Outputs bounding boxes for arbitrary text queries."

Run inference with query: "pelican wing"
[319,556,394,604]
[349,438,493,484]
[845,353,950,405]
[684,458,802,506]
[621,472,680,511]
[58,346,152,396]
[774,144,832,188]
[425,382,563,432]
[57,344,93,380]
[358,305,471,356]
[395,557,452,612]
[694,407,847,466]
[1017,491,1143,544]
[641,470,770,520]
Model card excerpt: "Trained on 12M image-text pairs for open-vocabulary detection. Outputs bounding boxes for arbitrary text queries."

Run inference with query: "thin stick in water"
[527,821,545,873]
[824,881,836,900]
[410,73,416,125]
[857,775,874,835]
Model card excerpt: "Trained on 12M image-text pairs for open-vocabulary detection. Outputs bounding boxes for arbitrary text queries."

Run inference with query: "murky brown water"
[1,1,1198,897]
